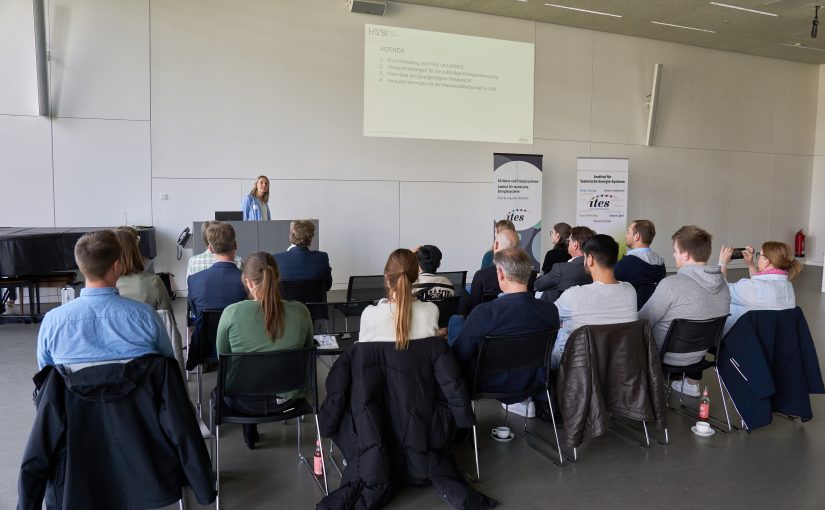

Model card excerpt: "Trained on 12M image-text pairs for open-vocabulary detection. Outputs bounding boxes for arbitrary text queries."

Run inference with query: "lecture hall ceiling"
[392,0,825,64]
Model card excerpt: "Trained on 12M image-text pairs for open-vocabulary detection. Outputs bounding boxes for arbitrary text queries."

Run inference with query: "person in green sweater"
[216,251,314,449]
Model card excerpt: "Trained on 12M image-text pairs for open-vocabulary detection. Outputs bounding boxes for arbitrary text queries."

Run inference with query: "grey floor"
[2,268,825,509]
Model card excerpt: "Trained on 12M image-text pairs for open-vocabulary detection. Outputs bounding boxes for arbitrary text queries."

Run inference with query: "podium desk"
[192,219,319,258]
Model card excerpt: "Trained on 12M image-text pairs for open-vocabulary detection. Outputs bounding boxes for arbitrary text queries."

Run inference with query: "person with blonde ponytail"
[215,252,313,449]
[359,249,439,349]
[719,241,801,334]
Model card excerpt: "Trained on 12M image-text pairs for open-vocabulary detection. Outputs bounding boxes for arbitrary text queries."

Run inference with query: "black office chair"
[435,271,467,291]
[281,279,327,304]
[346,275,386,302]
[429,295,460,329]
[468,329,563,479]
[210,347,327,507]
[660,315,734,432]
[190,309,222,420]
[305,299,376,335]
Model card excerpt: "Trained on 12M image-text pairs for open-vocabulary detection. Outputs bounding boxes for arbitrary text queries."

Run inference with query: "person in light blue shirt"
[241,175,271,221]
[37,230,173,369]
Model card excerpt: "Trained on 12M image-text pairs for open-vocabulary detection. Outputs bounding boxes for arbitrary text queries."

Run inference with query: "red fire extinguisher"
[794,229,806,258]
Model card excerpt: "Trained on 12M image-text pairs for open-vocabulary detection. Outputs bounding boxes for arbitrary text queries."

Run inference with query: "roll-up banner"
[575,158,629,255]
[493,153,543,271]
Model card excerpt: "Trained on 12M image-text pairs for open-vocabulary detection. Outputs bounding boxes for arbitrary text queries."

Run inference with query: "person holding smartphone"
[719,242,800,334]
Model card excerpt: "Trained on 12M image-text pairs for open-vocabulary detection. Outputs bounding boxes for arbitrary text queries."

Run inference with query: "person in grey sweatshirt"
[639,225,730,397]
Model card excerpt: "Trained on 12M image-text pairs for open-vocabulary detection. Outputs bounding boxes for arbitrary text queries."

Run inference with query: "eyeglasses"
[754,251,763,261]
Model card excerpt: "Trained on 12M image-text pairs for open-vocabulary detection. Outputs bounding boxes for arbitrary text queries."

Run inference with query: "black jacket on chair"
[18,355,215,510]
[318,338,496,510]
[556,321,667,448]
[719,308,825,430]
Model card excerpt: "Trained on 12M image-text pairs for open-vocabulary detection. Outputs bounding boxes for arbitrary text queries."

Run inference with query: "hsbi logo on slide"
[586,194,615,209]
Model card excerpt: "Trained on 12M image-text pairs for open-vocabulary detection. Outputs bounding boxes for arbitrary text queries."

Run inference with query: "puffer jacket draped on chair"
[318,337,496,510]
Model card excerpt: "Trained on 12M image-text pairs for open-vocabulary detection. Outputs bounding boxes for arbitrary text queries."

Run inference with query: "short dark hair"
[570,226,596,247]
[493,248,533,284]
[582,234,619,269]
[672,225,712,263]
[416,245,443,273]
[631,219,656,245]
[206,223,236,255]
[74,230,122,280]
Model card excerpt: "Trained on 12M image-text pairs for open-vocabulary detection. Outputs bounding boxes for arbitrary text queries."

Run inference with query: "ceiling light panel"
[544,3,622,18]
[709,2,778,17]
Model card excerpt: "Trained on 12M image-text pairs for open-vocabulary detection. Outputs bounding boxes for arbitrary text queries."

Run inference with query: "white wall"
[809,65,825,266]
[0,0,818,291]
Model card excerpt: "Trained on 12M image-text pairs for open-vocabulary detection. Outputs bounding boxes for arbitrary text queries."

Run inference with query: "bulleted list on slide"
[363,24,534,145]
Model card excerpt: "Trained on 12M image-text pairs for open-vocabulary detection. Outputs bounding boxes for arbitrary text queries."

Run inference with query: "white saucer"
[691,426,715,437]
[490,430,514,442]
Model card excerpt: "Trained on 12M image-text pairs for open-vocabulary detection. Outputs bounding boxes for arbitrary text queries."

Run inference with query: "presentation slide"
[363,25,534,144]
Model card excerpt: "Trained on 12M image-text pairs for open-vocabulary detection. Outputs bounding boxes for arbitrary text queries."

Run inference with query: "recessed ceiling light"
[544,3,622,18]
[651,21,716,33]
[709,2,778,17]
[780,43,825,52]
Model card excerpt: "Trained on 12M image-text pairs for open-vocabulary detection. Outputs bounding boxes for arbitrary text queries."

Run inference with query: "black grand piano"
[0,226,157,323]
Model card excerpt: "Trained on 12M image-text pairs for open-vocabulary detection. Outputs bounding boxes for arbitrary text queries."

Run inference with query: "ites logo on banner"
[587,194,615,209]
[505,208,528,222]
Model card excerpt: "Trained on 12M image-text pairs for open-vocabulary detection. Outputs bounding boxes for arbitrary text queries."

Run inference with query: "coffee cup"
[695,421,711,433]
[494,426,511,439]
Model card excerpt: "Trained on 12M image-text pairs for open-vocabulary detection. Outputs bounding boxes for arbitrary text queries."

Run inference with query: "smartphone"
[730,248,746,260]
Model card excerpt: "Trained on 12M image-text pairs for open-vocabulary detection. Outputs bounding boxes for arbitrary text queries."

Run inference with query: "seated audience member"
[412,245,455,300]
[480,219,516,269]
[114,227,174,317]
[450,248,559,418]
[719,241,800,334]
[466,229,520,315]
[37,230,172,369]
[615,219,667,309]
[216,252,314,449]
[188,222,248,320]
[535,226,595,302]
[541,222,572,274]
[639,226,730,397]
[186,221,242,277]
[552,234,637,369]
[360,249,439,344]
[273,220,332,291]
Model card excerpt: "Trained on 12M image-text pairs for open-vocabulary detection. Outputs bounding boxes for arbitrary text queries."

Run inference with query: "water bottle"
[314,439,324,476]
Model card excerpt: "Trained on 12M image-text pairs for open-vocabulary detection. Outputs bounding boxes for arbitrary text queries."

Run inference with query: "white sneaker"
[502,400,535,418]
[671,380,700,397]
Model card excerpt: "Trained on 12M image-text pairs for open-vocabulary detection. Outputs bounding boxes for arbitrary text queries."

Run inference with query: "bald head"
[494,229,519,253]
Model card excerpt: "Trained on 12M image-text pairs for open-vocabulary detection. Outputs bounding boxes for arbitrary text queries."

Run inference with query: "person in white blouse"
[719,241,801,334]
[359,249,439,348]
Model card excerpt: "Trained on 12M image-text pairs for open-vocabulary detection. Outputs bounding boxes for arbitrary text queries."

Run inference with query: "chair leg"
[215,424,221,510]
[545,390,565,465]
[297,417,303,459]
[642,422,650,447]
[471,401,480,481]
[315,415,329,495]
[715,367,733,432]
[196,365,203,420]
[504,404,509,428]
[678,374,686,407]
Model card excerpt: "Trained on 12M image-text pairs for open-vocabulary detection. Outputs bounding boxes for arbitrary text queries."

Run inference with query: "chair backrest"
[472,329,558,400]
[435,271,467,290]
[660,315,728,360]
[346,275,386,302]
[216,347,319,417]
[429,295,460,328]
[305,299,377,334]
[281,279,326,304]
[198,309,223,363]
[481,292,498,304]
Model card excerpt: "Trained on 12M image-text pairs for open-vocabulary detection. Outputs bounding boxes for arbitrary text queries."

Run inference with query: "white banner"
[493,153,543,270]
[576,158,629,250]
